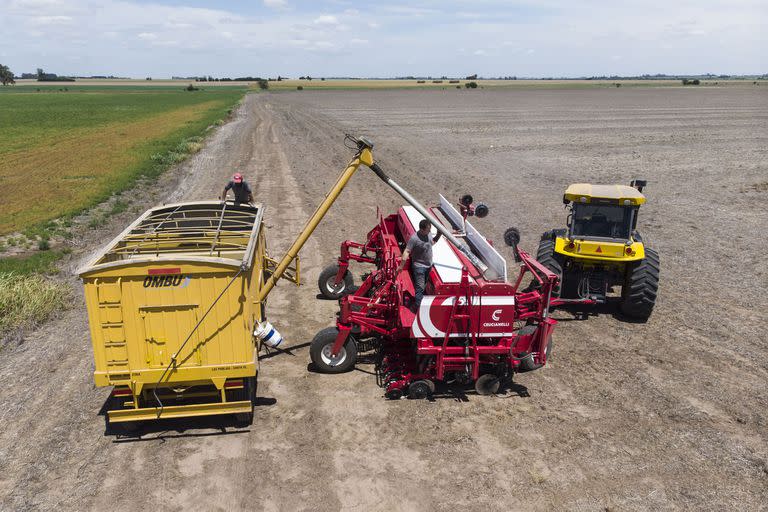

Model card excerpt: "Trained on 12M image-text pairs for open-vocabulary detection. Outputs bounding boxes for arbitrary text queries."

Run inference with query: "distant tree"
[465,81,478,89]
[37,68,45,80]
[465,74,477,80]
[257,79,269,90]
[0,64,14,85]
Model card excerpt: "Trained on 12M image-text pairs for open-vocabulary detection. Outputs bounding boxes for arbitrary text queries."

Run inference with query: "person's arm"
[221,182,233,201]
[397,236,416,273]
[245,182,254,203]
[432,231,442,243]
[396,248,410,273]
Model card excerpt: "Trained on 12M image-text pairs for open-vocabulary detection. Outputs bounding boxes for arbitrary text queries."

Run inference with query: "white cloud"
[30,15,72,25]
[263,0,287,9]
[313,15,338,25]
[0,0,764,77]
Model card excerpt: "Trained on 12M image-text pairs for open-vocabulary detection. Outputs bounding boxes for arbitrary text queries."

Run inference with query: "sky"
[1,0,766,78]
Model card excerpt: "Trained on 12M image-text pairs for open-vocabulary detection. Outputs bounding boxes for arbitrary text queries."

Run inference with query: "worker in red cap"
[220,172,254,206]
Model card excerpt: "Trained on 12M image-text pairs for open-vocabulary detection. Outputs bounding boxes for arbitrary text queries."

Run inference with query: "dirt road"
[1,88,766,511]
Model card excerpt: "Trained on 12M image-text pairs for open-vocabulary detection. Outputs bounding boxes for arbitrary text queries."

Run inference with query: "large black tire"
[620,247,660,320]
[516,325,553,372]
[310,326,357,373]
[234,376,256,426]
[535,235,564,297]
[317,264,354,300]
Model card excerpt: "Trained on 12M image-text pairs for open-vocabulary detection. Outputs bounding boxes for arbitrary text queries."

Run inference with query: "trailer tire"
[516,325,553,372]
[235,376,256,426]
[535,238,564,297]
[620,247,660,320]
[318,264,354,300]
[407,380,434,399]
[475,374,501,395]
[310,327,357,373]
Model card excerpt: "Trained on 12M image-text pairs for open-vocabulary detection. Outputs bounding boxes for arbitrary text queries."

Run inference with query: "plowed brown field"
[1,86,766,511]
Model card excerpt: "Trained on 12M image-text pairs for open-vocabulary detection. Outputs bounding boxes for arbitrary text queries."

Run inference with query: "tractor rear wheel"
[620,247,660,320]
[310,327,357,373]
[318,264,354,300]
[535,236,564,297]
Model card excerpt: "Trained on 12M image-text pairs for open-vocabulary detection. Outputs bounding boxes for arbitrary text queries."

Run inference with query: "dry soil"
[1,87,767,511]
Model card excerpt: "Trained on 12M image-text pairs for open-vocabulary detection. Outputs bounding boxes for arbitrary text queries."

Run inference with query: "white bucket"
[254,321,283,348]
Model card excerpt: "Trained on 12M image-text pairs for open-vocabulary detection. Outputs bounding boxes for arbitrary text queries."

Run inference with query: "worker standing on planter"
[397,219,442,311]
[220,172,254,206]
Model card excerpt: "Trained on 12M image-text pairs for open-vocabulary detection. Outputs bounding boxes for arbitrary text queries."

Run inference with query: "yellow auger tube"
[256,146,374,303]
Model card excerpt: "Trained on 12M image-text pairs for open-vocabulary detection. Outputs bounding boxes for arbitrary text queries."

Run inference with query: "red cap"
[233,173,243,183]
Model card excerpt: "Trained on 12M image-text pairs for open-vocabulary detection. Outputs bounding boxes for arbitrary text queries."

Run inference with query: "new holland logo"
[143,275,191,288]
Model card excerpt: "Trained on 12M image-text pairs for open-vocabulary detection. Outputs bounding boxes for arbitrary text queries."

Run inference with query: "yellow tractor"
[536,180,659,320]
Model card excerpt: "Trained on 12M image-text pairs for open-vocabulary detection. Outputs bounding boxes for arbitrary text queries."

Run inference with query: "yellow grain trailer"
[79,136,380,427]
[78,201,297,426]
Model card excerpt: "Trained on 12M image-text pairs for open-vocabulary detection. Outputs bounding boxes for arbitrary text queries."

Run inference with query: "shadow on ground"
[100,396,277,441]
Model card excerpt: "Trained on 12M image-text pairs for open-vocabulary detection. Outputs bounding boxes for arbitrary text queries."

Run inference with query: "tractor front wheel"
[310,327,357,373]
[620,247,660,320]
[318,264,354,300]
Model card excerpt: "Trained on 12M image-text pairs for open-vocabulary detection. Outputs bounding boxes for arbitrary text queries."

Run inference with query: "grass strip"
[0,272,70,345]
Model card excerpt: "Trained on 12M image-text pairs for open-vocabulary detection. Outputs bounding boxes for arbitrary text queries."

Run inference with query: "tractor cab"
[563,182,645,243]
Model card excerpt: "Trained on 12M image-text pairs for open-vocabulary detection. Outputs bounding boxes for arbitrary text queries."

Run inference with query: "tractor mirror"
[630,179,647,192]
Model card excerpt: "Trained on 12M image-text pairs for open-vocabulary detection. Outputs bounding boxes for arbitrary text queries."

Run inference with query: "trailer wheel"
[535,237,564,297]
[516,325,553,372]
[318,264,354,300]
[235,376,256,426]
[620,247,660,320]
[407,380,434,399]
[475,374,501,395]
[310,327,357,373]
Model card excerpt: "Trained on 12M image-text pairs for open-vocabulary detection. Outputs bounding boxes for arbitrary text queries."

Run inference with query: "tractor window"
[571,204,635,240]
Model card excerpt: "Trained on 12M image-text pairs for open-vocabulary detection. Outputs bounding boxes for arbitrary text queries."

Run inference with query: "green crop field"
[0,86,246,235]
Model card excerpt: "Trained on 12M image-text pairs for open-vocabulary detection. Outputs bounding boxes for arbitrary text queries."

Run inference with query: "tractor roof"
[564,184,646,206]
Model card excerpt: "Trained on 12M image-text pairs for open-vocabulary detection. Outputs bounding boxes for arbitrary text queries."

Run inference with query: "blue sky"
[2,0,765,78]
